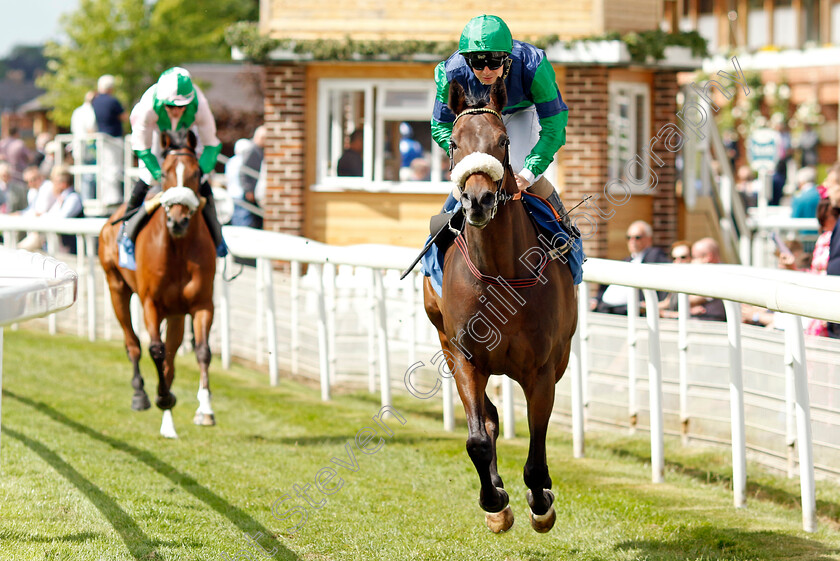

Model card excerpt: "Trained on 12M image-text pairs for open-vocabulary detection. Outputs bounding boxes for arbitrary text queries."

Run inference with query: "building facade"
[255,0,699,258]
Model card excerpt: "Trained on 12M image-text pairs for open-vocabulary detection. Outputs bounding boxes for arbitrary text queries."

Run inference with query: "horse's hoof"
[132,392,151,411]
[193,412,216,426]
[485,505,514,533]
[155,392,177,410]
[527,490,556,533]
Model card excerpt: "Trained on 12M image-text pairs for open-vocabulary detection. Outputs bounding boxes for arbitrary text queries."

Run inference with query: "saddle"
[120,192,163,244]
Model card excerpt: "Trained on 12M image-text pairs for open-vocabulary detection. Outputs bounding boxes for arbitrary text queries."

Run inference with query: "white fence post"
[570,306,585,459]
[643,289,664,484]
[315,263,330,401]
[677,292,690,445]
[290,260,301,376]
[260,258,279,386]
[627,288,639,432]
[723,300,747,508]
[502,377,515,439]
[219,260,231,370]
[373,269,391,407]
[787,314,817,532]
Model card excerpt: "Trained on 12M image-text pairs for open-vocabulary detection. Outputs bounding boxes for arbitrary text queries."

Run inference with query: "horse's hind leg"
[523,367,558,533]
[192,308,215,426]
[105,273,150,411]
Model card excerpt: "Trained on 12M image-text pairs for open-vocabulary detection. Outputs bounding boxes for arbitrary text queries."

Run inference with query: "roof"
[0,79,44,112]
[182,63,263,113]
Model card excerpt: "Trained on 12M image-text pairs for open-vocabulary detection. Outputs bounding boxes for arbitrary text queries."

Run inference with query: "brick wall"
[651,71,679,249]
[263,63,306,236]
[562,66,610,259]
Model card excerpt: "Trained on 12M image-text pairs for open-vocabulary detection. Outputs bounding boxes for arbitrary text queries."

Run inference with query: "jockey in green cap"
[432,14,571,226]
[120,66,226,268]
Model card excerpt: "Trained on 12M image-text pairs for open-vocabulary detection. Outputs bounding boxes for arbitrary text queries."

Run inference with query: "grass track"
[2,329,840,560]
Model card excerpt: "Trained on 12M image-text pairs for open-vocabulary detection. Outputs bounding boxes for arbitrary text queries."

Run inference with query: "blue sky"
[0,0,80,59]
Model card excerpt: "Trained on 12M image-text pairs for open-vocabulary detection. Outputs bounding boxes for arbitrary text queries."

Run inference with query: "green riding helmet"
[458,14,513,54]
[155,67,195,107]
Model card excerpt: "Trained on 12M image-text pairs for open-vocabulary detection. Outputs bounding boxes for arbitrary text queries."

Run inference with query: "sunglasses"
[626,234,645,240]
[465,52,508,71]
[672,253,690,260]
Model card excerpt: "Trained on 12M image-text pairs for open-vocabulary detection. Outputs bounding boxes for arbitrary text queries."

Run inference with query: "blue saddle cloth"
[420,195,586,297]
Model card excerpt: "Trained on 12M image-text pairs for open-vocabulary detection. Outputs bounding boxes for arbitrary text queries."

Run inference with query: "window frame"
[313,78,451,194]
[607,81,652,193]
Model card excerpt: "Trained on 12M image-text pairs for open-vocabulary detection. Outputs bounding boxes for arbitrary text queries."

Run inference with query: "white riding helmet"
[155,67,195,107]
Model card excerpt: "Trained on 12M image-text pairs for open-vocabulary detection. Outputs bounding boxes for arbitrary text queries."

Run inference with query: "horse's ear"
[448,80,467,116]
[187,130,197,151]
[489,78,507,113]
[160,131,172,151]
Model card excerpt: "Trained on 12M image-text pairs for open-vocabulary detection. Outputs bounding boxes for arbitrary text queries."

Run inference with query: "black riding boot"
[546,192,575,234]
[118,179,152,270]
[199,181,228,257]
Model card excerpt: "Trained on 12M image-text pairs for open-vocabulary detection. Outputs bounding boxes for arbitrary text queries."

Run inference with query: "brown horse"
[99,130,217,438]
[423,79,577,533]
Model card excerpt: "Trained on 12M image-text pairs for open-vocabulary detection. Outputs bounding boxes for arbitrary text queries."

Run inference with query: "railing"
[2,215,840,533]
[0,248,79,455]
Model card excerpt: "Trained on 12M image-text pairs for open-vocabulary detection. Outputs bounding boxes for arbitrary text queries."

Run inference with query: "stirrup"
[216,239,229,258]
[118,229,137,271]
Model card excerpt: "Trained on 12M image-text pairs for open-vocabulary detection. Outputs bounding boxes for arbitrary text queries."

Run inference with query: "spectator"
[782,196,838,336]
[0,127,31,181]
[336,128,363,177]
[20,165,55,217]
[825,162,840,337]
[92,74,126,208]
[686,237,726,322]
[592,220,669,314]
[408,157,431,181]
[70,90,98,200]
[32,132,54,175]
[658,240,692,317]
[0,161,28,214]
[18,166,82,253]
[398,122,424,180]
[236,125,265,229]
[799,123,819,168]
[735,165,757,209]
[225,137,252,203]
[770,122,792,206]
[790,166,820,238]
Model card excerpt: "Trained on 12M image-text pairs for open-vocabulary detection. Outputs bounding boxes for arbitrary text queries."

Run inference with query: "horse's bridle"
[450,107,515,220]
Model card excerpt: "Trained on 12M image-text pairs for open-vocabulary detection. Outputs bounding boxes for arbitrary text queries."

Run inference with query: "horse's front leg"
[192,307,215,426]
[143,303,176,412]
[448,343,513,533]
[522,366,558,533]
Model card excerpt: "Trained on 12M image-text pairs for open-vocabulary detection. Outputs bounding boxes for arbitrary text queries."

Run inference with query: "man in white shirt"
[592,220,669,315]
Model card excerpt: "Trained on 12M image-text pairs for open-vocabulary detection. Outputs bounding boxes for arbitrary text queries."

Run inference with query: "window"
[315,79,450,192]
[607,82,651,187]
[747,0,768,49]
[774,0,796,48]
[802,0,820,45]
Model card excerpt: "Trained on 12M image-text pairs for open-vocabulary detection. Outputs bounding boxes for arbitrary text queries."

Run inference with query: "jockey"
[120,66,227,261]
[432,14,571,224]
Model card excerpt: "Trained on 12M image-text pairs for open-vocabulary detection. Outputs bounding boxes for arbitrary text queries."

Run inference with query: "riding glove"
[198,143,222,175]
[135,149,162,181]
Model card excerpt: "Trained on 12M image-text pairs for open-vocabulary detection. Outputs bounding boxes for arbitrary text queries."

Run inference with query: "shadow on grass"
[2,426,177,559]
[4,390,299,561]
[616,527,840,560]
[608,443,840,527]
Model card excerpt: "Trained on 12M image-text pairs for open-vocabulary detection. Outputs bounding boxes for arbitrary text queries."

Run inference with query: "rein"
[450,106,557,289]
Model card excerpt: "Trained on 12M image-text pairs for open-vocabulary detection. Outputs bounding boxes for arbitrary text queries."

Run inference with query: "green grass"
[2,328,840,560]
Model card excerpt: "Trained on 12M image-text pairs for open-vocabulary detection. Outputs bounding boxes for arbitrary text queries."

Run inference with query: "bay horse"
[423,79,577,533]
[99,130,217,438]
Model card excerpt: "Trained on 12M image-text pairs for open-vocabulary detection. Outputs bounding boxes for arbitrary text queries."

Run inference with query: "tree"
[38,0,257,126]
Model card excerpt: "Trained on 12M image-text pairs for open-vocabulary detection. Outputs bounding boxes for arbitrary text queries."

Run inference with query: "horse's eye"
[500,136,510,148]
[449,140,458,152]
